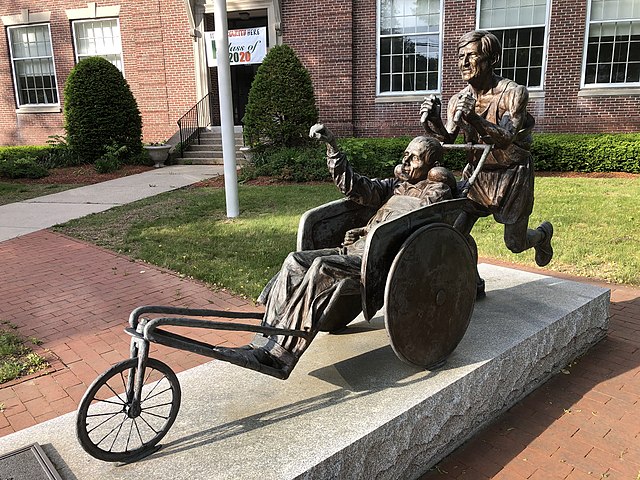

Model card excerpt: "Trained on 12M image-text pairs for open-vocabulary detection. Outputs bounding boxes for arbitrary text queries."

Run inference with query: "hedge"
[240,133,640,182]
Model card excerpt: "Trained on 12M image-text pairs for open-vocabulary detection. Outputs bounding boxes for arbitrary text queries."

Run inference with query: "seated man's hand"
[342,227,368,246]
[309,123,335,144]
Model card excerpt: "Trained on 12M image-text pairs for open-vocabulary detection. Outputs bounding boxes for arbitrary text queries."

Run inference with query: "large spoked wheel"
[76,358,181,463]
[384,223,476,369]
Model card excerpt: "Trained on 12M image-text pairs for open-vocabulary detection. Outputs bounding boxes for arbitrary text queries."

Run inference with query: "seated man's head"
[395,136,443,184]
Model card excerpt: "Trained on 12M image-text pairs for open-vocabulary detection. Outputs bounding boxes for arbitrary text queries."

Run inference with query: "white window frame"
[376,0,444,97]
[7,23,60,109]
[71,18,125,75]
[476,0,552,91]
[581,0,640,89]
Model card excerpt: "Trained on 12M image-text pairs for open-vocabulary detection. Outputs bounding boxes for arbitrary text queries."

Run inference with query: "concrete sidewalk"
[0,165,223,242]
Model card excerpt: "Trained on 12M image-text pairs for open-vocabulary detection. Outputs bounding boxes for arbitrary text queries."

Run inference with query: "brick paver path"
[1,232,638,479]
[0,230,258,436]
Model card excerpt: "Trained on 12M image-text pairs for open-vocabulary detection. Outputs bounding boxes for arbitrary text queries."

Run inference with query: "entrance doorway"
[207,9,268,126]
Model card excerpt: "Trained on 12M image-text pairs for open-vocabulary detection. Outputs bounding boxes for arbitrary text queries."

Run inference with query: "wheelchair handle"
[441,143,493,197]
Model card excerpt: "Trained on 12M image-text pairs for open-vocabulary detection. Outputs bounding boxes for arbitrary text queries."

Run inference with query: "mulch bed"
[5,164,154,185]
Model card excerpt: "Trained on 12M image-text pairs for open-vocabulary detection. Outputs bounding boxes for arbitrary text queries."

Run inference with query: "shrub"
[64,57,143,164]
[94,142,128,173]
[0,157,49,179]
[239,133,640,182]
[243,45,319,150]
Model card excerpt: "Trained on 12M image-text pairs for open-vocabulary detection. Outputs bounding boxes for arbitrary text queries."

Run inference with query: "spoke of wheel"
[141,376,164,403]
[142,400,173,412]
[133,417,145,445]
[94,415,128,446]
[91,398,126,407]
[120,370,133,404]
[125,417,135,452]
[137,413,160,435]
[105,381,127,406]
[108,417,127,452]
[142,386,172,403]
[86,409,124,418]
[87,411,125,435]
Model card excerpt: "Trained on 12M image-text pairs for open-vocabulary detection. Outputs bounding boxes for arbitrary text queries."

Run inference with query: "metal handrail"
[176,93,212,158]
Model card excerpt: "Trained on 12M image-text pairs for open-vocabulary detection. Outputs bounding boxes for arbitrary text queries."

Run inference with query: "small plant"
[0,326,49,384]
[95,142,128,174]
[45,134,80,168]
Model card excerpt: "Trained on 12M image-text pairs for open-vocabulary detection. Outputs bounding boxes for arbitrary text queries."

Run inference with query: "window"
[583,0,640,86]
[7,24,59,107]
[378,0,442,94]
[72,18,124,73]
[478,0,549,88]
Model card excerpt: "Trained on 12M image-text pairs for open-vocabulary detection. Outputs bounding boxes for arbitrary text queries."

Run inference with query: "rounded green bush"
[243,45,318,150]
[63,57,142,163]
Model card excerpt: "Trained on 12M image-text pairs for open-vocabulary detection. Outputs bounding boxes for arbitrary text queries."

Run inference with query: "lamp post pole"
[214,0,239,218]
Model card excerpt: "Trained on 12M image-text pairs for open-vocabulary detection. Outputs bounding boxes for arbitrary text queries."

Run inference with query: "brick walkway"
[1,231,638,479]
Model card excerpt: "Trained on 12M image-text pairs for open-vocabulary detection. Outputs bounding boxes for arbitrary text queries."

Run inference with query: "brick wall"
[0,0,196,146]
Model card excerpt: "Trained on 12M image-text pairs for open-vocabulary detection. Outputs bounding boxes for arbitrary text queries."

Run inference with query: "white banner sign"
[205,27,267,67]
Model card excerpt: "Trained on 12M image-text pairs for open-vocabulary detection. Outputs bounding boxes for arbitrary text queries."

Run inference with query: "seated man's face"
[397,139,432,184]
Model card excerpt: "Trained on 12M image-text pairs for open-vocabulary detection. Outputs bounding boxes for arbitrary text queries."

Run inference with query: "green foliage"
[0,157,48,179]
[63,56,143,164]
[243,45,319,150]
[0,325,48,384]
[95,142,128,173]
[45,135,81,168]
[532,133,640,173]
[0,146,50,163]
[240,145,327,182]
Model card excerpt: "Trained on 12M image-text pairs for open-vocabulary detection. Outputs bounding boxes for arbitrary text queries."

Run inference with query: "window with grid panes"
[378,0,441,94]
[72,18,124,73]
[478,0,548,88]
[584,0,640,86]
[7,24,59,107]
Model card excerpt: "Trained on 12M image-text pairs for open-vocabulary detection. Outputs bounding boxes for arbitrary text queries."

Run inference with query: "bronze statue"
[419,30,553,297]
[250,124,456,375]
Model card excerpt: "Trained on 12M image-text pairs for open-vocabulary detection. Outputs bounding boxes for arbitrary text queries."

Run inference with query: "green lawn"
[0,182,78,206]
[55,177,640,299]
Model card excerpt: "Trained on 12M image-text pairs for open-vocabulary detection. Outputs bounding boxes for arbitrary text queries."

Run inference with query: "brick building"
[1,0,638,146]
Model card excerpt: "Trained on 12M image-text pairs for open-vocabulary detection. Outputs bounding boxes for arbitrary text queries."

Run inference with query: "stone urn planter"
[144,144,171,168]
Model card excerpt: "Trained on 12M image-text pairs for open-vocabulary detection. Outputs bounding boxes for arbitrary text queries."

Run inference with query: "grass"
[55,177,640,299]
[0,182,79,206]
[0,322,49,384]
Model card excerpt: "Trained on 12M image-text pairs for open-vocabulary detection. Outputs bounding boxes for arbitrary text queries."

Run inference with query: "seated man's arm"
[310,124,395,208]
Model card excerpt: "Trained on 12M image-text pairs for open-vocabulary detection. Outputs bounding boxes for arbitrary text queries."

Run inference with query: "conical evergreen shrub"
[243,45,318,150]
[63,57,142,163]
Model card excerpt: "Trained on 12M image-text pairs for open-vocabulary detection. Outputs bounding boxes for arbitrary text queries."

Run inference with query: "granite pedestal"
[0,264,609,480]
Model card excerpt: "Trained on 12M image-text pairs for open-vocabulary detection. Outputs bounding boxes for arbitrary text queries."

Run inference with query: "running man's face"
[458,41,492,83]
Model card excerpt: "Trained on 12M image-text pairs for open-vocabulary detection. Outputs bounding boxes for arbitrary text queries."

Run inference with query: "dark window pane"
[517,30,531,47]
[516,49,529,67]
[597,64,611,83]
[381,56,391,74]
[381,74,390,92]
[530,47,543,67]
[531,27,544,46]
[503,30,517,48]
[404,55,415,72]
[599,42,613,61]
[612,63,626,82]
[380,38,391,55]
[427,72,438,90]
[416,72,427,90]
[529,67,542,87]
[427,56,438,72]
[404,38,416,54]
[585,64,596,83]
[392,74,403,91]
[515,68,528,85]
[392,55,403,72]
[391,37,403,54]
[629,41,640,61]
[502,49,516,67]
[416,54,427,70]
[626,63,639,82]
[586,44,598,63]
[502,68,515,81]
[404,74,414,90]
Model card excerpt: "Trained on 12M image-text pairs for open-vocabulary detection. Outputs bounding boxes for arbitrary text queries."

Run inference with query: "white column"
[214,0,239,218]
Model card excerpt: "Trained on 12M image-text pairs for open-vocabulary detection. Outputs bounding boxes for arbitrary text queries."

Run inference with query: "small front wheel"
[76,358,181,462]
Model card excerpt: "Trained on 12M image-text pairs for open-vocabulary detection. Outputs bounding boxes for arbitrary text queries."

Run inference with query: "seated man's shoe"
[534,221,554,267]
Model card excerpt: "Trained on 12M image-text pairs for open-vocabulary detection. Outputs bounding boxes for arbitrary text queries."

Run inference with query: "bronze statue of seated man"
[244,124,457,377]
